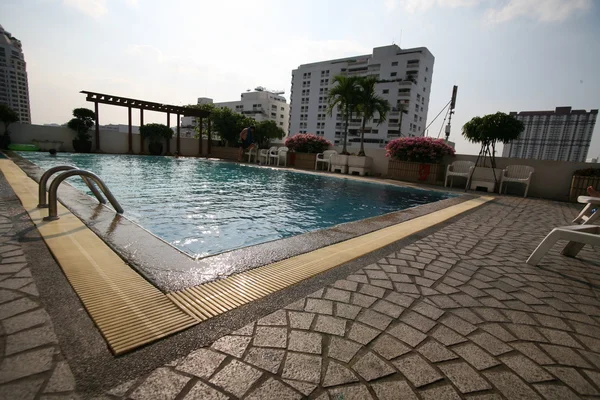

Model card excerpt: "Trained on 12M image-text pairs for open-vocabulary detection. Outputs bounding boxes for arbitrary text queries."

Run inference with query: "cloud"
[63,0,107,18]
[486,0,592,23]
[126,44,164,63]
[388,0,480,13]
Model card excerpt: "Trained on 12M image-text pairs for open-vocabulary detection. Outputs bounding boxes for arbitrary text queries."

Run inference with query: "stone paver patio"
[1,195,599,399]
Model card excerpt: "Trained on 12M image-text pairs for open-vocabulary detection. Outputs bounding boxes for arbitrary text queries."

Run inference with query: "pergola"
[80,91,212,155]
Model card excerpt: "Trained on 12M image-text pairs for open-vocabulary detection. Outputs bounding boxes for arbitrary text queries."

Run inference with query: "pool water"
[19,153,453,257]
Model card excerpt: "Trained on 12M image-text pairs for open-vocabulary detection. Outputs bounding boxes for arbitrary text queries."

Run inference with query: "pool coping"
[8,151,478,292]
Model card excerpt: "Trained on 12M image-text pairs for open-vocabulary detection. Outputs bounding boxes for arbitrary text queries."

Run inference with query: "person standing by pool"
[238,126,256,161]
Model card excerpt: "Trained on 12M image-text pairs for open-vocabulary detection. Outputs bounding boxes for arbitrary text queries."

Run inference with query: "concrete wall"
[8,124,600,202]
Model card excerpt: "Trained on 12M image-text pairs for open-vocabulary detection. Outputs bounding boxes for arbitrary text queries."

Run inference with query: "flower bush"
[386,137,455,163]
[285,133,332,153]
[574,168,600,177]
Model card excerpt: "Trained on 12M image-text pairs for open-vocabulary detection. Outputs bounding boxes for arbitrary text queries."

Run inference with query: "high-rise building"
[0,24,31,123]
[181,88,290,135]
[289,44,434,148]
[502,107,598,162]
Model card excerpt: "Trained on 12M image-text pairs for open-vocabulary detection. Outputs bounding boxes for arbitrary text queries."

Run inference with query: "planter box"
[294,153,317,170]
[388,159,440,183]
[570,176,600,202]
[469,167,504,192]
[209,146,239,161]
[330,154,349,174]
[348,155,373,176]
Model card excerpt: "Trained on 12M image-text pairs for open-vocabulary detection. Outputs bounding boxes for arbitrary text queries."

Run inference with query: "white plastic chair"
[500,165,534,198]
[265,146,278,165]
[526,224,600,265]
[269,146,288,166]
[572,196,600,225]
[245,147,258,163]
[445,161,475,189]
[315,150,337,170]
[258,148,270,165]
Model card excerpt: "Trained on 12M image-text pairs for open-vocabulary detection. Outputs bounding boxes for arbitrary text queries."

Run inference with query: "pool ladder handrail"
[38,166,124,221]
[38,165,105,208]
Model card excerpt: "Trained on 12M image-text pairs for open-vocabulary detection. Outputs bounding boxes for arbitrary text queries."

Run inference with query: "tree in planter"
[67,108,96,153]
[356,76,391,156]
[462,112,524,186]
[139,123,173,155]
[0,104,19,150]
[254,120,285,148]
[327,75,361,155]
[210,107,255,146]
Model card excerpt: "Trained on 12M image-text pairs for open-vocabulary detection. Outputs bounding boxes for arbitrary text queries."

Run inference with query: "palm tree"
[327,75,361,155]
[397,102,408,137]
[356,77,391,156]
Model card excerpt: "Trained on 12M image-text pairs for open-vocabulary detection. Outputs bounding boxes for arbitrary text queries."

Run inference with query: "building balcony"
[388,123,400,128]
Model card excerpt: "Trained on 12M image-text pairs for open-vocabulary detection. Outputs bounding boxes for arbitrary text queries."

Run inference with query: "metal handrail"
[43,170,124,221]
[38,166,106,208]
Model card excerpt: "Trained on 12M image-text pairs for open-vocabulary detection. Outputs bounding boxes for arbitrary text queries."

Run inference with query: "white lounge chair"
[315,150,337,171]
[500,165,534,198]
[445,161,475,189]
[245,147,258,163]
[573,196,600,225]
[269,146,288,166]
[264,146,278,165]
[526,224,600,265]
[258,148,271,165]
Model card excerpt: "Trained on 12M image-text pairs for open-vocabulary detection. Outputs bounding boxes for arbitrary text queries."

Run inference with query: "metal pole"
[128,106,133,154]
[37,166,105,208]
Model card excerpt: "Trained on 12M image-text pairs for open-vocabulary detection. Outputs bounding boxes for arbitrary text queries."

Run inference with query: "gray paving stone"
[305,298,333,315]
[288,330,322,354]
[0,377,44,400]
[0,297,38,320]
[333,279,358,292]
[5,323,57,356]
[211,334,251,358]
[540,344,591,368]
[328,384,373,400]
[324,287,351,303]
[348,274,369,284]
[288,311,315,330]
[352,293,377,308]
[348,322,380,345]
[130,368,190,400]
[417,339,458,362]
[451,342,501,370]
[354,352,395,382]
[209,360,262,398]
[0,264,26,275]
[283,380,316,396]
[246,378,302,400]
[0,278,32,290]
[533,384,581,400]
[506,323,548,342]
[483,370,542,399]
[385,291,415,307]
[19,283,38,297]
[357,309,392,330]
[468,331,513,356]
[107,379,138,397]
[359,284,385,298]
[44,361,76,393]
[388,273,412,283]
[308,288,325,298]
[328,336,361,363]
[372,299,403,318]
[419,384,462,400]
[182,381,228,400]
[412,301,444,320]
[176,348,226,378]
[576,334,600,352]
[431,325,467,346]
[394,282,420,294]
[365,270,388,280]
[479,323,517,342]
[284,299,305,311]
[392,354,442,387]
[579,349,600,369]
[440,314,477,335]
[500,353,553,383]
[401,311,436,332]
[257,309,287,326]
[314,315,346,336]
[387,322,427,347]
[232,321,255,335]
[335,303,362,320]
[371,380,417,400]
[538,328,582,348]
[372,334,411,360]
[244,347,285,373]
[0,347,54,384]
[323,361,359,387]
[545,366,599,395]
[439,361,492,393]
[282,353,322,383]
[253,326,287,348]
[583,369,600,389]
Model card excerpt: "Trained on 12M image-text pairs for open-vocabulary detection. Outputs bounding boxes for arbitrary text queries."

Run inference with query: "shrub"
[67,108,96,142]
[574,168,600,177]
[285,134,332,153]
[139,123,173,144]
[386,137,455,163]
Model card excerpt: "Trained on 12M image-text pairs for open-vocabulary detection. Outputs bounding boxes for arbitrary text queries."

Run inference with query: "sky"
[1,0,599,157]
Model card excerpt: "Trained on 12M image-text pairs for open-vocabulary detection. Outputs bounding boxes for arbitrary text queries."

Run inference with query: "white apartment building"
[502,107,598,162]
[181,89,289,135]
[0,24,31,124]
[289,45,434,148]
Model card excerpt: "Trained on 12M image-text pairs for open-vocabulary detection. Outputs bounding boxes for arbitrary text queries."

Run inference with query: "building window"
[424,77,427,82]
[280,122,283,126]
[423,87,426,92]
[426,67,428,72]
[383,89,389,94]
[392,61,398,66]
[391,72,397,77]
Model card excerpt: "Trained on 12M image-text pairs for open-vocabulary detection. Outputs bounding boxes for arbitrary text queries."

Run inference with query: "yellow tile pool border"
[1,157,492,353]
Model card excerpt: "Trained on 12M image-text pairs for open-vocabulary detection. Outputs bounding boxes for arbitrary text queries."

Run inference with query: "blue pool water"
[19,153,453,257]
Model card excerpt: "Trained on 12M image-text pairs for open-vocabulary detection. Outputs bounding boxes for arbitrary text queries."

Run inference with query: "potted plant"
[570,168,600,202]
[386,137,455,183]
[67,108,96,153]
[140,123,173,155]
[0,104,19,150]
[285,133,332,170]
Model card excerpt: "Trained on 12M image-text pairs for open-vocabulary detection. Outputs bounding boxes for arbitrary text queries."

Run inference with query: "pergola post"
[198,117,203,156]
[128,106,133,154]
[176,113,181,155]
[139,109,144,154]
[166,113,171,155]
[207,118,212,155]
[94,101,100,153]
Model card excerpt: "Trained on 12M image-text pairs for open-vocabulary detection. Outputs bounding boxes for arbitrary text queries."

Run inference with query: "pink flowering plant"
[386,137,455,163]
[285,133,332,153]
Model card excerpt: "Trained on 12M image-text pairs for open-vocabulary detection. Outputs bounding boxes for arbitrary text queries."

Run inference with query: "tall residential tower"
[0,25,31,124]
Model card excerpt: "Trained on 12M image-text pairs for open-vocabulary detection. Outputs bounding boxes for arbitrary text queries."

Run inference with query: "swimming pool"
[19,152,453,257]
